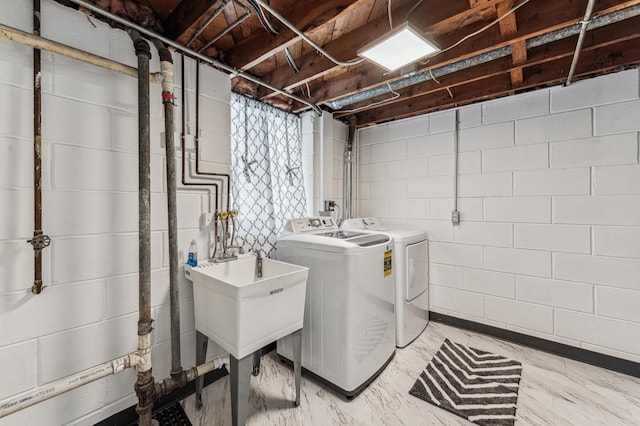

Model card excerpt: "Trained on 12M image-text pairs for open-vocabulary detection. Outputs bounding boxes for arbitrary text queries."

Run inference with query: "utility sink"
[187,254,308,359]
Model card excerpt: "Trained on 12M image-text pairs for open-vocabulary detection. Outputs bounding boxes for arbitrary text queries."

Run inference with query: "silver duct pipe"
[328,4,640,110]
[64,0,322,115]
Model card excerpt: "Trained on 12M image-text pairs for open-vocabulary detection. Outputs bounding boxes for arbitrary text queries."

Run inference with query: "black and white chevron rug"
[409,339,523,426]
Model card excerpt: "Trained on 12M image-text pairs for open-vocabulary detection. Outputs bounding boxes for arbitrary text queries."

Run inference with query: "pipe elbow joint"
[128,30,151,58]
[134,39,152,58]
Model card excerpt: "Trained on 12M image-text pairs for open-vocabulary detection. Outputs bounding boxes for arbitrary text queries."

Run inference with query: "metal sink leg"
[230,353,252,426]
[292,329,302,406]
[252,351,261,376]
[195,331,208,409]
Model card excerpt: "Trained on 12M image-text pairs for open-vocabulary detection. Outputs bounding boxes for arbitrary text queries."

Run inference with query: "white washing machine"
[276,217,396,398]
[342,217,429,348]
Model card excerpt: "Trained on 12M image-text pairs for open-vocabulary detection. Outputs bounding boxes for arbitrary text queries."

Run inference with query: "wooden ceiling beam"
[226,0,360,70]
[256,0,506,99]
[331,15,640,117]
[297,0,639,109]
[165,0,223,44]
[495,0,526,87]
[353,36,640,126]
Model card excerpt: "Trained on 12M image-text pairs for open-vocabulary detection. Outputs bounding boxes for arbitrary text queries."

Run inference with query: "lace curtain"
[230,93,307,258]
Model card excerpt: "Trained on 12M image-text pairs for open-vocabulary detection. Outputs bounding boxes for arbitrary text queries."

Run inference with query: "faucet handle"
[250,247,263,259]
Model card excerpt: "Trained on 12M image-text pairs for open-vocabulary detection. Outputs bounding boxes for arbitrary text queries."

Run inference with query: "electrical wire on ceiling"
[251,0,365,67]
[437,0,532,57]
[284,47,300,72]
[388,0,393,29]
[246,0,279,35]
[298,81,312,98]
[337,83,400,114]
[404,0,424,22]
[333,0,533,113]
[63,0,322,114]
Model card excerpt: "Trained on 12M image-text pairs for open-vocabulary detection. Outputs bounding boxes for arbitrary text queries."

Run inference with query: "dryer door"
[406,240,428,302]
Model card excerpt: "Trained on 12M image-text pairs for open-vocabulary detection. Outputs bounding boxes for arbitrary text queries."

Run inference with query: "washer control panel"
[286,217,337,233]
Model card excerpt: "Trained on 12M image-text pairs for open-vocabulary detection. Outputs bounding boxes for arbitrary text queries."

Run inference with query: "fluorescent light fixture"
[357,22,440,72]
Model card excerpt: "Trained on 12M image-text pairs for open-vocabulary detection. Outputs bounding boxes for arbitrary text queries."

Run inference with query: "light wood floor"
[181,321,640,425]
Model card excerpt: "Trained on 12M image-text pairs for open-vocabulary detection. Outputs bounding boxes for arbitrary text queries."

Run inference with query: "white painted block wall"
[0,1,231,424]
[301,112,346,216]
[358,68,640,363]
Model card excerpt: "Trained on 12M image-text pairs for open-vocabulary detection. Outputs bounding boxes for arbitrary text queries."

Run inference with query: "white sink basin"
[188,254,308,359]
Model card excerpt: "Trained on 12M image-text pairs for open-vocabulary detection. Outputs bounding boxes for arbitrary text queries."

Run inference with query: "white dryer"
[342,217,429,348]
[276,217,395,398]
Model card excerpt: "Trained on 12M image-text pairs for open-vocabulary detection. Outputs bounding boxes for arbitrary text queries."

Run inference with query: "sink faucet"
[227,245,244,254]
[255,250,263,279]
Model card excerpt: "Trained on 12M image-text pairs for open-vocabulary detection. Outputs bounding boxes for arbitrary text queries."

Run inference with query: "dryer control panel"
[285,217,338,233]
[341,217,388,231]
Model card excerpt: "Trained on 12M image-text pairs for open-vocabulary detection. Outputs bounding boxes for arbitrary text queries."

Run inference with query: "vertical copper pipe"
[31,0,45,295]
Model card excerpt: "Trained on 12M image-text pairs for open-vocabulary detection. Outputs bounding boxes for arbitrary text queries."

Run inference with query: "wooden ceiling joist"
[353,35,640,126]
[165,0,224,44]
[257,0,507,100]
[333,14,640,119]
[53,0,640,125]
[298,0,640,111]
[225,0,360,70]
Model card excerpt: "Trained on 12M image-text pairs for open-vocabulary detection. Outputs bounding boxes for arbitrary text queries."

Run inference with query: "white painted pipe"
[0,23,160,83]
[0,353,140,418]
[187,356,230,382]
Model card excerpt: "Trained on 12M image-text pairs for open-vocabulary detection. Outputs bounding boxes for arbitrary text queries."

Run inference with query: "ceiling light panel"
[358,22,440,72]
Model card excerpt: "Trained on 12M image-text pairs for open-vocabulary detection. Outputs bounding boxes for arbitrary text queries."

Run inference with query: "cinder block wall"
[358,68,640,363]
[301,112,347,216]
[0,1,230,424]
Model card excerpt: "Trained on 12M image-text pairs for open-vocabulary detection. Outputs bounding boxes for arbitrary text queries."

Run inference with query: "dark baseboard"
[429,311,640,379]
[95,368,227,426]
[97,342,277,425]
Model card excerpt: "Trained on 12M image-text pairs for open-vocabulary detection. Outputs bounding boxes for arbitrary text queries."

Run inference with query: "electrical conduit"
[179,54,221,210]
[343,117,356,220]
[64,0,322,115]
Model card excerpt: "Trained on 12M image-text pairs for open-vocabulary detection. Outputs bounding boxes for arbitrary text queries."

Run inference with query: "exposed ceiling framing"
[59,0,640,127]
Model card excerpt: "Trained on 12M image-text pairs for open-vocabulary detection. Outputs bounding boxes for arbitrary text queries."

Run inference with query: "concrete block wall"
[301,112,347,216]
[357,68,640,363]
[0,1,230,424]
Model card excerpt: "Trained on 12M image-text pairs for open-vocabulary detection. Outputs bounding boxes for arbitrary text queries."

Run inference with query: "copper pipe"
[29,0,49,295]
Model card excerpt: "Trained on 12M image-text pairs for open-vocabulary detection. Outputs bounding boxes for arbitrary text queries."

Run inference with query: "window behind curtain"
[230,93,307,258]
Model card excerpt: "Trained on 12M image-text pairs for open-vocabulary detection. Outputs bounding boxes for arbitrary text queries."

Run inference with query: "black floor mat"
[152,402,192,426]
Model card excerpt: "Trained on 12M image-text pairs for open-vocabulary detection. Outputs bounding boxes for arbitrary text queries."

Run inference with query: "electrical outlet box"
[200,212,214,229]
[451,210,460,225]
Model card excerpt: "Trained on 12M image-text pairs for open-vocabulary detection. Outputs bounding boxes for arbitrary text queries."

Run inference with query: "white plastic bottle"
[187,240,198,266]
